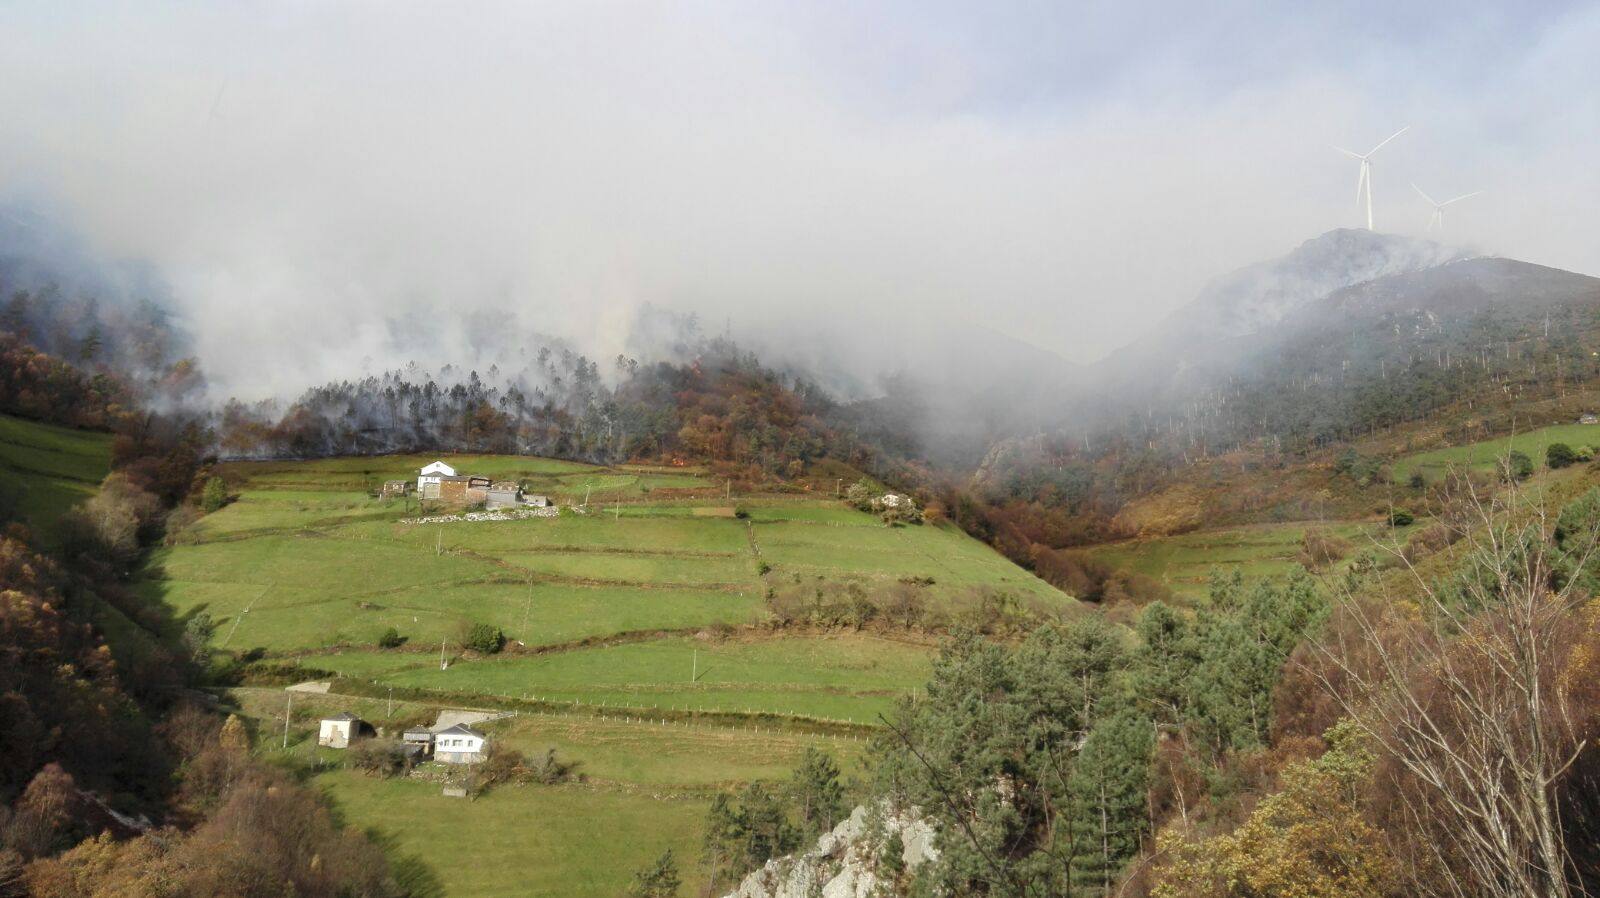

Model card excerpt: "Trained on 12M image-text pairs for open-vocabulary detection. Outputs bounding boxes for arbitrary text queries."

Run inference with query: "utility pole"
[387,686,394,717]
[692,649,697,683]
[440,639,448,670]
[283,693,292,749]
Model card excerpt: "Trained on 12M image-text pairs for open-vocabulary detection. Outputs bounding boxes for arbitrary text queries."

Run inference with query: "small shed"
[402,726,435,758]
[317,712,368,749]
[433,723,489,764]
[381,480,410,498]
[524,494,551,508]
[486,483,523,509]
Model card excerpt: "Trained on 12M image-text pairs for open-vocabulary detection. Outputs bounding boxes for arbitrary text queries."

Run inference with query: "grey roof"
[323,711,361,722]
[433,723,486,739]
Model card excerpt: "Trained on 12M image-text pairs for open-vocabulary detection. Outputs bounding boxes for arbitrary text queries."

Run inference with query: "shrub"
[1546,442,1578,469]
[1387,509,1415,527]
[349,739,410,778]
[1402,522,1457,562]
[477,745,578,790]
[1407,472,1427,490]
[756,561,771,575]
[377,627,405,649]
[525,747,579,784]
[162,505,203,546]
[1299,528,1353,570]
[58,473,161,576]
[845,479,873,511]
[200,476,229,513]
[463,622,505,654]
[1503,450,1535,481]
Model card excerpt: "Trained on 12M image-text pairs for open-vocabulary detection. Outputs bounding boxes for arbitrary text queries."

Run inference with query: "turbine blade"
[1366,125,1409,155]
[1441,191,1482,206]
[1411,182,1438,206]
[1332,145,1364,159]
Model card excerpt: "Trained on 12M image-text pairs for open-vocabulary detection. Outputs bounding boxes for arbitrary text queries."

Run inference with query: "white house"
[317,712,366,749]
[433,723,488,764]
[417,460,458,494]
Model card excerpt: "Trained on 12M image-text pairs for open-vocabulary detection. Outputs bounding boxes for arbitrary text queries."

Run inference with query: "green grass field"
[316,771,710,897]
[0,413,111,543]
[316,633,930,722]
[1393,423,1600,482]
[1082,520,1378,600]
[152,455,1069,662]
[164,452,1062,897]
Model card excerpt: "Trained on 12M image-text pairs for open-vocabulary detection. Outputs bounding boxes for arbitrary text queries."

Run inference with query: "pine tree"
[200,476,228,513]
[788,747,846,839]
[626,849,681,898]
[1131,601,1199,726]
[1070,707,1155,894]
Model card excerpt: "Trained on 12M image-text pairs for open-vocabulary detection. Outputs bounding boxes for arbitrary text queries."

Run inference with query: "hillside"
[1092,229,1466,394]
[1078,232,1600,452]
[161,453,1072,896]
[0,412,111,544]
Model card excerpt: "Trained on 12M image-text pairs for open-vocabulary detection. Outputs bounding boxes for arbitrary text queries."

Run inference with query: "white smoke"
[0,2,1596,401]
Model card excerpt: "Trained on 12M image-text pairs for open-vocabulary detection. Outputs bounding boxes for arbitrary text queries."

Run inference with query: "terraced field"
[1082,520,1379,601]
[172,453,1067,896]
[1393,423,1600,482]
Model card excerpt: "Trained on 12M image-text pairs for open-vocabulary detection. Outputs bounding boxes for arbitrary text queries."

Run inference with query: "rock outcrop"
[724,805,938,898]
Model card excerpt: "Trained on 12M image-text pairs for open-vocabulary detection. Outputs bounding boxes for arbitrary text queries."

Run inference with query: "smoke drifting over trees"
[2,2,1599,405]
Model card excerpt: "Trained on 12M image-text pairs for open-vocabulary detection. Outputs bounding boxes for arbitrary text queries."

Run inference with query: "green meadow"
[0,412,111,543]
[1082,520,1377,601]
[317,633,931,722]
[1393,423,1600,482]
[315,772,710,898]
[157,451,1064,896]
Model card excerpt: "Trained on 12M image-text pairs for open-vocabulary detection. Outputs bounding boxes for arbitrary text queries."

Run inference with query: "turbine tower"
[1333,126,1409,231]
[1411,183,1481,233]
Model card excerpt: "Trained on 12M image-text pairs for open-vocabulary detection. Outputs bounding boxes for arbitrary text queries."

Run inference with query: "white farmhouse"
[317,712,366,749]
[417,460,458,494]
[433,723,489,764]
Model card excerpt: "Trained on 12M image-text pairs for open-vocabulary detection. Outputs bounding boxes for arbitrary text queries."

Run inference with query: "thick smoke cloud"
[0,2,1596,400]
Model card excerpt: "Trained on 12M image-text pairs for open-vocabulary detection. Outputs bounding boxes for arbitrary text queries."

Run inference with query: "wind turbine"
[1411,183,1481,233]
[1333,126,1409,231]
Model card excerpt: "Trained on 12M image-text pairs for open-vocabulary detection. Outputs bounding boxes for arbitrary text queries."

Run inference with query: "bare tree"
[1307,470,1598,898]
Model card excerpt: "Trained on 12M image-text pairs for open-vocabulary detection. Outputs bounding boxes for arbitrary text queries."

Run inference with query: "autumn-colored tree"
[1152,725,1396,898]
[217,715,250,754]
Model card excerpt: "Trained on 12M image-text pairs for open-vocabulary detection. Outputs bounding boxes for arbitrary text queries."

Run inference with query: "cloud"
[0,1,1595,399]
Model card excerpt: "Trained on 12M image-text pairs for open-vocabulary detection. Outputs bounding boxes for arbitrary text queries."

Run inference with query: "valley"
[145,452,1069,896]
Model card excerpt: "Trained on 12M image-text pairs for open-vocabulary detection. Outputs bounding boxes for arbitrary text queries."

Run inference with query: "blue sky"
[0,2,1595,394]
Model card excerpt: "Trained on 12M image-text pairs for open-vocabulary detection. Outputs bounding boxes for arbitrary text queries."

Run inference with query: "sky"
[1,1,1597,398]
